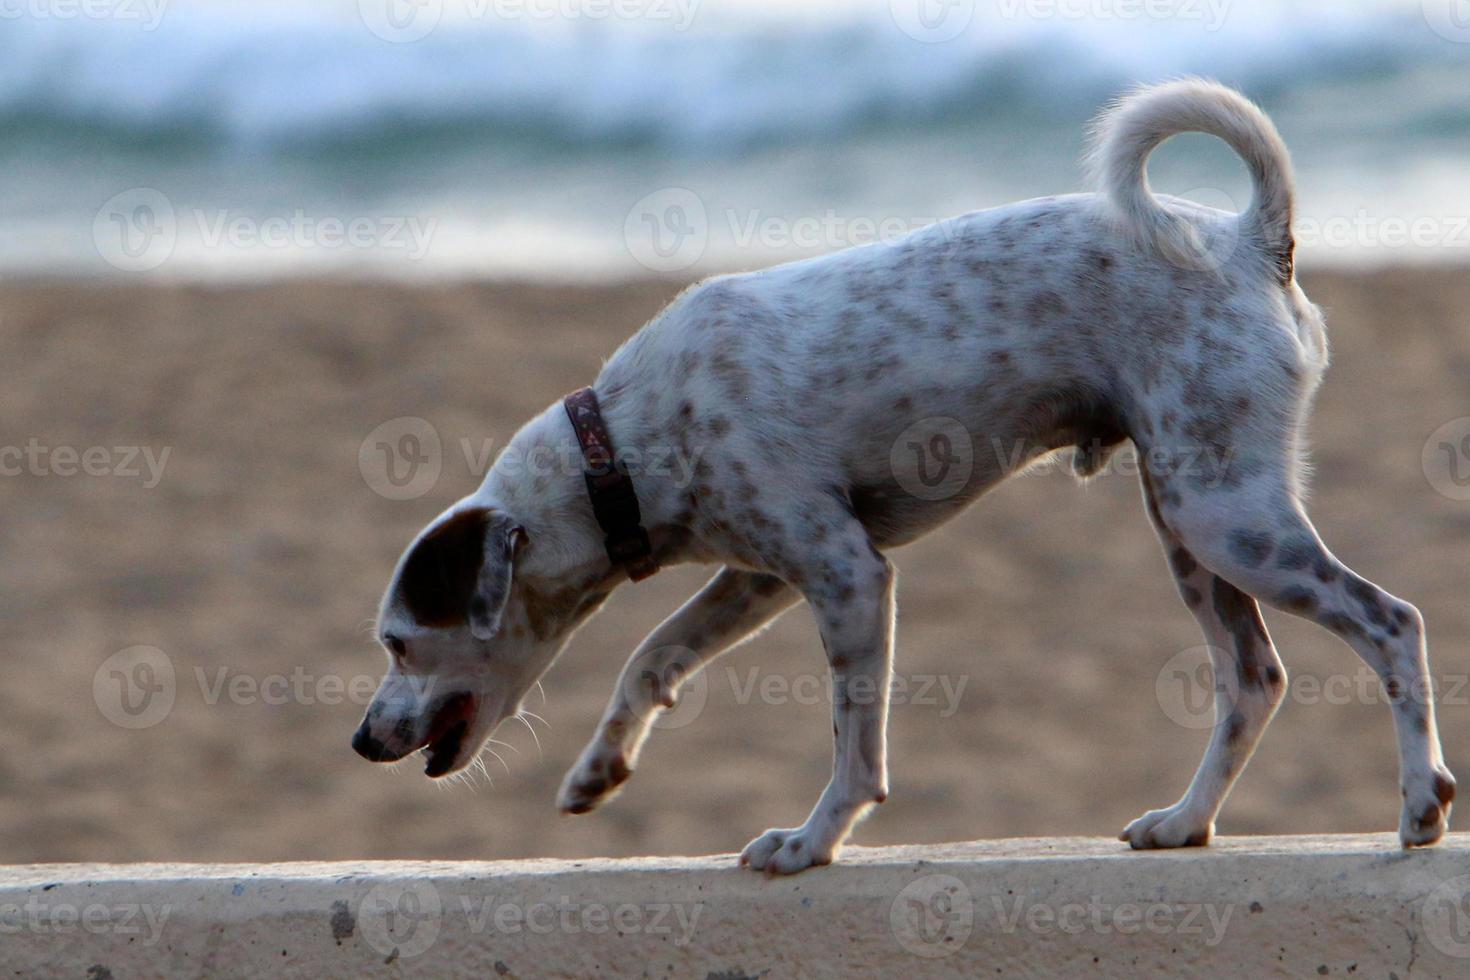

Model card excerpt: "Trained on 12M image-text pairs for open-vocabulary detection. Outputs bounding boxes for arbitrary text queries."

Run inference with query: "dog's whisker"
[487,736,521,757]
[513,713,544,759]
[482,747,512,778]
[472,754,496,788]
[518,708,549,730]
[533,680,548,708]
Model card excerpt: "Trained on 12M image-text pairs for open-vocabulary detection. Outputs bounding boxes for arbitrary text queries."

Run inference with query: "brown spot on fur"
[1212,578,1273,690]
[1275,535,1318,571]
[1228,530,1274,568]
[1278,586,1318,614]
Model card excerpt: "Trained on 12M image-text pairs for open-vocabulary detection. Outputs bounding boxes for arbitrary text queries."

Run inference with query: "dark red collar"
[563,387,659,582]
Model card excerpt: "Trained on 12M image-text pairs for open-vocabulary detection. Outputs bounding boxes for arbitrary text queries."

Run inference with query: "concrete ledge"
[3,835,1469,978]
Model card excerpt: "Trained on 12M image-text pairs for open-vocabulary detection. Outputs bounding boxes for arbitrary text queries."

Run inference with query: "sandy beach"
[2,266,1467,864]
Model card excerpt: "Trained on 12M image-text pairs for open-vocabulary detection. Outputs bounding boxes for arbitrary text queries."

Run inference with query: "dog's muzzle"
[351,691,479,777]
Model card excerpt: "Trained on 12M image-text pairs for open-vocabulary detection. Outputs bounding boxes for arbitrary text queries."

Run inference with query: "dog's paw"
[739,826,837,875]
[1120,805,1213,850]
[1400,766,1456,848]
[556,747,632,815]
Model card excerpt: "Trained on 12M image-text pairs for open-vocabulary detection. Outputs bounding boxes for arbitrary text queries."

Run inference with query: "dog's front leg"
[558,567,798,814]
[741,531,895,874]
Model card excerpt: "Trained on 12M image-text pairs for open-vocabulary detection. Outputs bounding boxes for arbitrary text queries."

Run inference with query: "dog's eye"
[383,633,407,660]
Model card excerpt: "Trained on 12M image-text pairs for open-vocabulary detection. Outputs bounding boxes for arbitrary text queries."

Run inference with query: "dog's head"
[352,502,593,778]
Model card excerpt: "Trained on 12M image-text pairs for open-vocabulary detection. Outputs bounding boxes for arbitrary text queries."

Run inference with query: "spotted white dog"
[353,79,1453,874]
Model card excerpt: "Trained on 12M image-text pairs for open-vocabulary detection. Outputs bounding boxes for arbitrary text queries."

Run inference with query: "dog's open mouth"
[421,692,478,778]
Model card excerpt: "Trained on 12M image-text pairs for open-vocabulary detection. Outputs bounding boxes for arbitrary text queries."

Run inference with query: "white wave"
[0,0,1449,152]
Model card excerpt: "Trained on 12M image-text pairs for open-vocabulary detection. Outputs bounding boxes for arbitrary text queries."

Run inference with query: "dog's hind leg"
[558,567,798,814]
[1121,469,1288,848]
[1143,461,1454,848]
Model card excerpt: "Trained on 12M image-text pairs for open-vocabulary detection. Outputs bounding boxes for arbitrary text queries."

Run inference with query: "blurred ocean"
[4,0,1470,278]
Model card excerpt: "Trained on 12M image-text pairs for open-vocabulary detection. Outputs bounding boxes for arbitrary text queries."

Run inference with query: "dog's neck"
[482,392,693,589]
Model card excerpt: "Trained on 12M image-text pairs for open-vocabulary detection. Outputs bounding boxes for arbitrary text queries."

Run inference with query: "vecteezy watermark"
[1134,186,1242,274]
[1423,0,1470,43]
[0,440,170,488]
[888,418,1239,503]
[94,188,176,273]
[991,894,1234,946]
[93,646,436,729]
[456,895,703,946]
[1155,646,1461,731]
[623,193,987,274]
[357,416,706,500]
[93,188,437,273]
[0,0,168,29]
[1296,211,1470,252]
[617,646,711,731]
[723,666,969,717]
[889,0,974,43]
[994,0,1230,31]
[723,210,957,253]
[891,417,976,502]
[0,898,171,946]
[624,187,709,274]
[890,875,974,958]
[621,651,972,732]
[358,0,700,43]
[359,881,442,959]
[359,417,444,501]
[194,666,393,708]
[1423,417,1470,501]
[355,882,703,959]
[897,875,1240,960]
[1423,873,1470,959]
[93,646,177,730]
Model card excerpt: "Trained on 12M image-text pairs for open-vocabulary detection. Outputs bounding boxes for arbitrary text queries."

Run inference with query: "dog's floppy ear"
[398,507,526,638]
[469,513,527,640]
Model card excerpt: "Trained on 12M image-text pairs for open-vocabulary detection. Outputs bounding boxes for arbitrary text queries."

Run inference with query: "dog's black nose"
[352,722,392,762]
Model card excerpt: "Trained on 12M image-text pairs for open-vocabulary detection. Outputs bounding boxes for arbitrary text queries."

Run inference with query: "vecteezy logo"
[93,646,176,729]
[1423,418,1470,501]
[1423,873,1470,959]
[1152,186,1241,274]
[1155,645,1240,731]
[889,0,974,42]
[94,189,177,273]
[619,646,710,731]
[890,417,974,501]
[1423,0,1470,43]
[624,188,709,273]
[358,880,442,959]
[359,417,443,500]
[890,874,974,958]
[359,0,443,42]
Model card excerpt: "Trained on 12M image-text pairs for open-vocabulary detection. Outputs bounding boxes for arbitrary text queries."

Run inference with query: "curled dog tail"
[1087,78,1295,282]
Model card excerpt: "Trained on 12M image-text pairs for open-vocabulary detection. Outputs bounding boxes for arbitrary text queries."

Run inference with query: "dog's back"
[599,80,1326,544]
